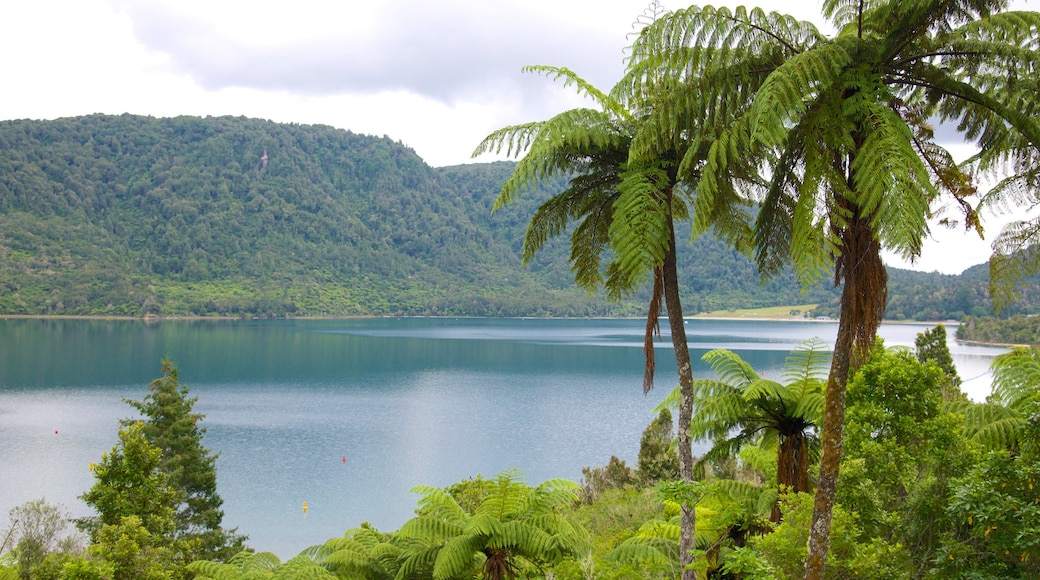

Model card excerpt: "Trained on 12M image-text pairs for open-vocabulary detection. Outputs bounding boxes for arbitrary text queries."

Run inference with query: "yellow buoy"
[303,501,308,513]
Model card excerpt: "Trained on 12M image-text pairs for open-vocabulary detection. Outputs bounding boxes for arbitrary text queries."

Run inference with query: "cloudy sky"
[0,0,1034,274]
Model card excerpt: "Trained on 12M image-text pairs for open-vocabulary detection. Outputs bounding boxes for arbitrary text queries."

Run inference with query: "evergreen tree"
[914,324,963,399]
[637,408,680,486]
[124,360,245,562]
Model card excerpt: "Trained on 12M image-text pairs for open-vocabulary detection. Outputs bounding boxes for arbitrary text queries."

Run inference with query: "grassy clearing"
[693,304,820,320]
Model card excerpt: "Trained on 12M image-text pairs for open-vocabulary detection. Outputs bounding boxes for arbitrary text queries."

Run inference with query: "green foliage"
[555,487,670,580]
[956,314,1040,346]
[1,115,1033,318]
[953,347,1040,452]
[79,423,191,579]
[660,338,826,505]
[124,360,245,561]
[941,448,1040,578]
[578,457,638,506]
[637,409,680,486]
[395,469,589,580]
[721,493,913,579]
[1,500,84,580]
[916,324,964,399]
[839,344,977,569]
[79,422,177,541]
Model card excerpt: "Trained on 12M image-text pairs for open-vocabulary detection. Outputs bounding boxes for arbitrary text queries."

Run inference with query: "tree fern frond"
[748,41,852,150]
[782,337,830,385]
[990,347,1040,410]
[989,223,1040,312]
[523,65,635,124]
[961,401,1025,450]
[276,557,339,579]
[431,535,482,580]
[606,540,675,568]
[702,349,758,387]
[604,167,672,297]
[410,486,468,526]
[397,515,462,544]
[849,100,934,260]
[394,545,439,580]
[743,379,795,409]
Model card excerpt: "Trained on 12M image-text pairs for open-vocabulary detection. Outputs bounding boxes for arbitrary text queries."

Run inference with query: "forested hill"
[0,114,1035,319]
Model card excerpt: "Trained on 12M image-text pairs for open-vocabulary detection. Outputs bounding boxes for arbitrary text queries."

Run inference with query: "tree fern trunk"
[804,291,854,579]
[805,210,886,580]
[773,431,809,523]
[663,215,697,580]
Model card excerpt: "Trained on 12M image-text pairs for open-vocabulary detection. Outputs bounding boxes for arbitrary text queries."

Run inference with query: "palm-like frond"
[703,349,758,387]
[990,347,1040,410]
[782,337,830,385]
[951,400,1026,451]
[604,166,673,297]
[989,224,1040,311]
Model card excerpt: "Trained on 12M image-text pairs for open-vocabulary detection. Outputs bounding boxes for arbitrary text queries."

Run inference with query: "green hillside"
[0,114,1034,319]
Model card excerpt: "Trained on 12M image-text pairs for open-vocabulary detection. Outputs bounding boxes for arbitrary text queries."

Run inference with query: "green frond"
[635,518,682,542]
[410,486,468,526]
[748,41,852,150]
[781,337,830,385]
[707,478,767,506]
[989,225,1040,312]
[370,543,405,572]
[961,401,1025,450]
[465,513,504,537]
[791,390,826,423]
[568,206,613,292]
[397,515,463,544]
[630,5,821,75]
[991,347,1040,410]
[522,65,634,124]
[485,107,626,211]
[606,539,675,568]
[702,348,758,387]
[978,169,1040,219]
[743,379,794,408]
[849,101,934,260]
[394,545,439,580]
[653,382,683,413]
[473,121,544,160]
[476,469,529,520]
[187,560,244,580]
[431,535,483,580]
[604,167,673,298]
[274,558,338,580]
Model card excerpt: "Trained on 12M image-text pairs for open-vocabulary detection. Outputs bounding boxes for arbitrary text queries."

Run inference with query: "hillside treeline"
[0,114,1035,319]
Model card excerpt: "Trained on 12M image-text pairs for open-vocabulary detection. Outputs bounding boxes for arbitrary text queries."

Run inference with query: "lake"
[0,317,1007,557]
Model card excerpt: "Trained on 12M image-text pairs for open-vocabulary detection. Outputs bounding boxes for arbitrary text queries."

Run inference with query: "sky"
[0,0,1035,275]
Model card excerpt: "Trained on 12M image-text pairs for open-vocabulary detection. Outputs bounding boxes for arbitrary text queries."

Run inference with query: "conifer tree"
[124,360,245,562]
[915,324,963,400]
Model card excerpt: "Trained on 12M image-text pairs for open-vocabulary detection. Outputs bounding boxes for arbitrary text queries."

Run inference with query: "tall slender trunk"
[662,213,697,580]
[804,209,886,579]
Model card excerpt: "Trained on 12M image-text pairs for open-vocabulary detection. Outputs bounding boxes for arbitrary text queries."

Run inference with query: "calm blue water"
[0,317,1005,557]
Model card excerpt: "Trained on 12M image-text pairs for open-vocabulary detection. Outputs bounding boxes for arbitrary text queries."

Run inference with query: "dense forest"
[956,314,1040,346]
[0,114,1036,320]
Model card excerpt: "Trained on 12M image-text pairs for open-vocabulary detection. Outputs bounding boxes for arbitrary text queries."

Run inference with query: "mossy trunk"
[663,214,697,580]
[804,208,886,579]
